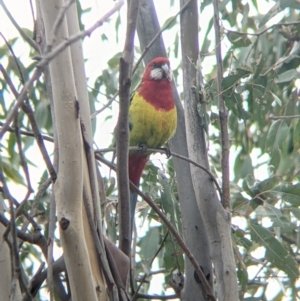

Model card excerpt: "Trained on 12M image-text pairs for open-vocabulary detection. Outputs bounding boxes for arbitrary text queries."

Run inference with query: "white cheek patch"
[150,68,163,80]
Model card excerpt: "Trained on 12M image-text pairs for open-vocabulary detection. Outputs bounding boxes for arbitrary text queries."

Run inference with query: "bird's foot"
[137,143,147,154]
[158,147,172,158]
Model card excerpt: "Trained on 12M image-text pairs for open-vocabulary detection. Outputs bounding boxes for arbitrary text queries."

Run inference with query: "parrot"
[128,57,177,230]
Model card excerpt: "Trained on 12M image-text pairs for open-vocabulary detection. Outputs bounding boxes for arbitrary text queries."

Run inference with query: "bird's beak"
[161,64,172,81]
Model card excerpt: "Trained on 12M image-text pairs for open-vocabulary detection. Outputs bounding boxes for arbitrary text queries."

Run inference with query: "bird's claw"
[138,143,147,154]
[159,147,171,158]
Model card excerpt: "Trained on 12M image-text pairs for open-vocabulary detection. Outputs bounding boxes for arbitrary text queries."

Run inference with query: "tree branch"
[0,167,23,300]
[95,153,216,301]
[0,0,124,137]
[132,232,169,300]
[136,2,213,299]
[136,293,178,300]
[0,0,39,52]
[0,122,53,142]
[117,0,140,257]
[0,65,56,182]
[132,0,193,75]
[225,20,300,37]
[45,0,75,54]
[0,213,48,258]
[0,67,43,138]
[96,147,222,200]
[133,184,215,300]
[269,114,300,120]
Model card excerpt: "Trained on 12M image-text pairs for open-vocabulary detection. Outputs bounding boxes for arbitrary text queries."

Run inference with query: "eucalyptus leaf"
[139,227,160,261]
[158,171,181,233]
[265,120,289,153]
[275,69,300,84]
[237,262,248,293]
[292,118,300,151]
[273,183,300,206]
[222,68,252,90]
[250,224,298,281]
[227,31,252,47]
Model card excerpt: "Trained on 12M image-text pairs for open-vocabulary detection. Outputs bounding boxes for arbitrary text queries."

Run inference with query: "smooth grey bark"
[137,1,212,300]
[179,0,239,300]
[39,1,108,300]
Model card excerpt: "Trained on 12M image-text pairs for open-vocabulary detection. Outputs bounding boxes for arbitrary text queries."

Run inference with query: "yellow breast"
[129,93,177,149]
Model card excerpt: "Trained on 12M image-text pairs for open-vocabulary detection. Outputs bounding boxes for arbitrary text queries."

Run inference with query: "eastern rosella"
[128,57,177,229]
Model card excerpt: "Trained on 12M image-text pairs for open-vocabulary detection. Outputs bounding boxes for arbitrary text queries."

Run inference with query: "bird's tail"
[128,153,148,231]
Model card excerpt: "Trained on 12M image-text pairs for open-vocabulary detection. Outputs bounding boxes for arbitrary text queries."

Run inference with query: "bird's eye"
[152,62,158,68]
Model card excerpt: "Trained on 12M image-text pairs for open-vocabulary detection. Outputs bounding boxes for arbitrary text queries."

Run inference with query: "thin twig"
[35,0,124,68]
[268,114,300,120]
[0,187,43,238]
[132,232,169,301]
[132,0,194,75]
[0,33,24,81]
[133,188,215,300]
[0,65,56,182]
[136,293,178,300]
[21,178,52,235]
[14,116,34,193]
[0,121,53,142]
[95,154,216,301]
[224,20,300,37]
[80,118,103,236]
[90,92,117,119]
[2,121,216,203]
[1,33,34,199]
[0,67,42,138]
[0,0,124,136]
[95,147,222,201]
[0,0,39,52]
[45,0,75,54]
[29,0,35,27]
[262,47,299,76]
[0,213,48,258]
[0,167,22,299]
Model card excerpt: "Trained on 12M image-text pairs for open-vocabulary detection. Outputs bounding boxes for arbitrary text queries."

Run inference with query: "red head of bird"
[138,57,174,111]
[142,57,172,82]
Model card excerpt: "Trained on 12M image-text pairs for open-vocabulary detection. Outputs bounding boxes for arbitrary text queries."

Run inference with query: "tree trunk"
[180,0,239,300]
[37,1,108,300]
[137,1,213,300]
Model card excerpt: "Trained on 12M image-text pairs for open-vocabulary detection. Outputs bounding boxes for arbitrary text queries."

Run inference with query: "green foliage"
[250,224,298,281]
[200,1,300,299]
